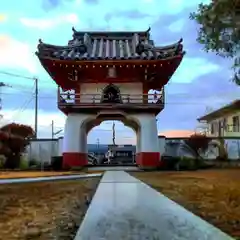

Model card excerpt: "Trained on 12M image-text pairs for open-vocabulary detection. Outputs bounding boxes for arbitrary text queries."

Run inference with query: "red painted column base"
[136,152,161,170]
[62,152,88,169]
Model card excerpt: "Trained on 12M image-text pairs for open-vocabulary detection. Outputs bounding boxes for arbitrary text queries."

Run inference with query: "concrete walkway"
[88,166,140,171]
[0,173,102,185]
[75,171,233,240]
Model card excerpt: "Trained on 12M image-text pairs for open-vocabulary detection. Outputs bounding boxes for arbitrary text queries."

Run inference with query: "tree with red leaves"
[0,123,35,169]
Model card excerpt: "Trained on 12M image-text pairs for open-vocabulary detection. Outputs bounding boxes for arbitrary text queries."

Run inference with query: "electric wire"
[0,70,238,138]
[11,96,35,120]
[0,91,237,105]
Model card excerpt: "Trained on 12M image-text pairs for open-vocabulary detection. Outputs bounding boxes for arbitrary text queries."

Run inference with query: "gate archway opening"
[87,120,137,165]
[84,112,139,165]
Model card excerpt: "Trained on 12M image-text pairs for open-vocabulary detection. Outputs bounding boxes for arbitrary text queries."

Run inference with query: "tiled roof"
[36,28,185,61]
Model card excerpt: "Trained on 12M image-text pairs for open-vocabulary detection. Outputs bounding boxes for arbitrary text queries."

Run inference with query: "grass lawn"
[0,178,100,240]
[131,169,240,239]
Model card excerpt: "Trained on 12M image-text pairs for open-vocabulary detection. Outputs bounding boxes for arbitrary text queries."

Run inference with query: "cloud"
[41,0,62,11]
[1,108,66,137]
[168,19,185,32]
[20,14,79,30]
[0,35,37,73]
[38,0,209,31]
[158,70,239,131]
[171,57,220,83]
[0,14,7,23]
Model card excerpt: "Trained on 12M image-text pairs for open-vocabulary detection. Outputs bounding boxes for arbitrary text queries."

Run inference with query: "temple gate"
[36,27,185,169]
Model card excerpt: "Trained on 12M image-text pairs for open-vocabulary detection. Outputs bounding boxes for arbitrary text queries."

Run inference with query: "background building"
[198,100,240,137]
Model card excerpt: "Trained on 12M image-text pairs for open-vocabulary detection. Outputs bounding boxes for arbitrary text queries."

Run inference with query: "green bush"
[19,156,29,169]
[160,156,180,170]
[51,156,63,170]
[0,155,6,169]
[29,158,38,166]
[178,157,197,170]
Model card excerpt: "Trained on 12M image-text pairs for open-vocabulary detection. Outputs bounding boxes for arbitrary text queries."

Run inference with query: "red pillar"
[62,152,88,169]
[136,152,161,169]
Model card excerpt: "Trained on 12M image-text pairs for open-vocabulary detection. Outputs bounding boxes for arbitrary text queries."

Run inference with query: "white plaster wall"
[226,139,240,159]
[160,138,240,160]
[63,113,96,153]
[158,136,166,155]
[58,137,63,156]
[131,113,159,153]
[79,83,143,103]
[25,140,58,164]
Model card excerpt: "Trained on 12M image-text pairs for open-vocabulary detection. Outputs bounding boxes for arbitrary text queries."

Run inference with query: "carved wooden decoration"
[107,68,116,78]
[68,69,78,81]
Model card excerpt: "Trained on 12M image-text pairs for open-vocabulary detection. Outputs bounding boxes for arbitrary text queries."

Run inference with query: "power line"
[0,91,236,105]
[0,70,51,84]
[0,70,35,80]
[11,96,35,120]
[0,71,39,138]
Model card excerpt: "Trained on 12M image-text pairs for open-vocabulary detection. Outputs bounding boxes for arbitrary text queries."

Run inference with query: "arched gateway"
[36,27,185,169]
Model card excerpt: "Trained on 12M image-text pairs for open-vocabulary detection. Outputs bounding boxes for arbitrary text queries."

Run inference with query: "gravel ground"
[0,178,100,240]
[131,169,240,239]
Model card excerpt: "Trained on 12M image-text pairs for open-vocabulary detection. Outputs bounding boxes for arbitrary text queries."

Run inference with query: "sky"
[0,0,239,144]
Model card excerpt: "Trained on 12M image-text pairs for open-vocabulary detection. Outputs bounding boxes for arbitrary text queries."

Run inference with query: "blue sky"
[0,0,239,144]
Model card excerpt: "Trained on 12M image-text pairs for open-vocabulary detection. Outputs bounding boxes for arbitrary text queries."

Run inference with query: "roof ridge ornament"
[72,27,77,33]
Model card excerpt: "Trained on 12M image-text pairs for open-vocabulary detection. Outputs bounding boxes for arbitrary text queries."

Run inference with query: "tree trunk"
[4,153,21,169]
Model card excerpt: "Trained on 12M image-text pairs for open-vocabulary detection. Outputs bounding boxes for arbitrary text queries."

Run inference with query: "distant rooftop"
[158,130,196,138]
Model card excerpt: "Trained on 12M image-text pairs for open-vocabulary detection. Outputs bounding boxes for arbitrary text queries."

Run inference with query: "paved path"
[75,171,233,240]
[0,173,102,185]
[88,166,140,171]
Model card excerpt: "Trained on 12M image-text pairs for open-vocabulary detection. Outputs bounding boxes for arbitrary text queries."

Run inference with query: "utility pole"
[51,120,63,138]
[96,138,100,157]
[51,120,54,139]
[112,121,116,145]
[34,78,38,139]
[0,82,12,116]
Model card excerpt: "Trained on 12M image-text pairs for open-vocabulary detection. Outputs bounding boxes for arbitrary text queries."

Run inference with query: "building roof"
[198,99,240,121]
[110,145,136,152]
[158,130,196,138]
[36,27,185,61]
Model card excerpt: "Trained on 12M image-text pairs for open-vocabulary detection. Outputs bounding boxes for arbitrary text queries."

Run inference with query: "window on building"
[218,121,222,137]
[233,116,240,132]
[210,123,214,134]
[223,118,227,131]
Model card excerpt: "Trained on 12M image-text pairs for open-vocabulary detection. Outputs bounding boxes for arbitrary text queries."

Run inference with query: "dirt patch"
[131,169,240,239]
[0,178,100,239]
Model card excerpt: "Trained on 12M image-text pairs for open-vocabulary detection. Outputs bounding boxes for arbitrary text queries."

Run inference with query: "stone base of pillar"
[136,152,161,170]
[62,152,88,169]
